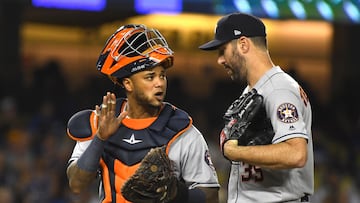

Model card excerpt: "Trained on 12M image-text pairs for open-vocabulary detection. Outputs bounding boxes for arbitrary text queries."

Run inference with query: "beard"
[228,47,247,81]
[133,88,163,110]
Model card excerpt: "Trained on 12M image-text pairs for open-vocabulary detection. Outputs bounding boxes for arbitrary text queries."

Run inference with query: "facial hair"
[229,45,247,81]
[132,87,162,112]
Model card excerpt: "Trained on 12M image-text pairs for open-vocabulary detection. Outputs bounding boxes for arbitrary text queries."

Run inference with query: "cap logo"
[234,30,242,36]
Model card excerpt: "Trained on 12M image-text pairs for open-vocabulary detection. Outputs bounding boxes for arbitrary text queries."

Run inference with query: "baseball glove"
[121,146,178,203]
[220,89,274,151]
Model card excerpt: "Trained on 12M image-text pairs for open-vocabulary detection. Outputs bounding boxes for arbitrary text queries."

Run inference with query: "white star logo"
[282,107,294,118]
[123,134,142,145]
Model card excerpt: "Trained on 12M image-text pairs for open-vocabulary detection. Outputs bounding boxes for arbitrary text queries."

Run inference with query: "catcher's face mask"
[96,24,174,83]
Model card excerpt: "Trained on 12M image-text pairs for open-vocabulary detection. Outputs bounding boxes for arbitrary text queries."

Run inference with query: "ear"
[122,78,133,92]
[237,36,250,53]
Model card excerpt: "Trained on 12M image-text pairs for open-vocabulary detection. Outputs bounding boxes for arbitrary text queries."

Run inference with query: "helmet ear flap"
[108,75,124,87]
[96,50,110,71]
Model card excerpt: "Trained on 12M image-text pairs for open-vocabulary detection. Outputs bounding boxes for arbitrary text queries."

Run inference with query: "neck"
[125,101,161,119]
[247,51,274,88]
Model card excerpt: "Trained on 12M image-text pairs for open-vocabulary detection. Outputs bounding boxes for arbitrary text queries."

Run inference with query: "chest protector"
[67,98,192,203]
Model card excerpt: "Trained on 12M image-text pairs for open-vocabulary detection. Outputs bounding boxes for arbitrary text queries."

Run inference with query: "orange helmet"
[96,24,174,82]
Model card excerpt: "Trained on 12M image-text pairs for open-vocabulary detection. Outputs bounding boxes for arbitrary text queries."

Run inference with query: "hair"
[249,36,268,50]
[230,36,268,51]
[230,39,238,49]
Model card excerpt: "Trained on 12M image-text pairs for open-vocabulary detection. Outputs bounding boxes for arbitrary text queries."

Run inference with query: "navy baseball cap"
[199,13,266,50]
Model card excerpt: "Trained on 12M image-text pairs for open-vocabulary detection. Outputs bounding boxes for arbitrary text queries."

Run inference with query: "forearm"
[67,136,105,193]
[67,161,98,193]
[224,138,307,169]
[225,144,292,169]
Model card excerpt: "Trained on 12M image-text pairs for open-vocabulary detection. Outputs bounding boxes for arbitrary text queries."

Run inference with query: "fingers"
[109,92,116,112]
[100,95,107,116]
[95,91,128,128]
[95,105,101,116]
[100,92,117,116]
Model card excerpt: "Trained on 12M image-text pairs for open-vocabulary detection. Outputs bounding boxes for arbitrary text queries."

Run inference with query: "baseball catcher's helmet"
[96,24,174,83]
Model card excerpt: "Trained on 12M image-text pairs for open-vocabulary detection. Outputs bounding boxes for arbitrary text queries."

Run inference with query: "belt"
[300,194,309,202]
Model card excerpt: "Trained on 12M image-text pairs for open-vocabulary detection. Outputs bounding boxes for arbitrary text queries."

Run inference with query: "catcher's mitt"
[121,146,178,203]
[220,89,274,151]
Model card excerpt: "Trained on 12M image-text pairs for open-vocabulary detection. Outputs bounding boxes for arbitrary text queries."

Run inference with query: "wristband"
[76,136,105,172]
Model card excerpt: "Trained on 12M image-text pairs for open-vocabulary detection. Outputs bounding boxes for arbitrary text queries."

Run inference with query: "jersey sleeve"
[168,125,220,189]
[265,89,308,144]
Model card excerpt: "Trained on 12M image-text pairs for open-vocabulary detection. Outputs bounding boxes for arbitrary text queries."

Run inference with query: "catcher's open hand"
[121,146,179,203]
[95,92,127,140]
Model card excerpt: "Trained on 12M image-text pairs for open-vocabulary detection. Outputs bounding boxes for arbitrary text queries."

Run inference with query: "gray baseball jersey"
[69,125,220,189]
[227,66,314,203]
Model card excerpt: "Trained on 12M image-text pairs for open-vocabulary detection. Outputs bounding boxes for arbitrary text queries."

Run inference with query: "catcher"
[199,13,314,202]
[66,24,220,203]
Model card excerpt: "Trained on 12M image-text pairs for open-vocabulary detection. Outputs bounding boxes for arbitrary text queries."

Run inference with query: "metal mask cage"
[111,25,173,62]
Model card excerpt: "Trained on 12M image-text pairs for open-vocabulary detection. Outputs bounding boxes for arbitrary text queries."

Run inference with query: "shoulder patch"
[277,103,299,123]
[204,150,215,170]
[67,109,97,141]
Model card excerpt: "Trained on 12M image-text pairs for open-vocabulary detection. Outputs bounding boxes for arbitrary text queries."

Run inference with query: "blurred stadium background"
[0,0,360,202]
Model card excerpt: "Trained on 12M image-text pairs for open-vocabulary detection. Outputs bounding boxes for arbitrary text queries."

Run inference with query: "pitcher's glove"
[220,89,274,152]
[121,146,179,203]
